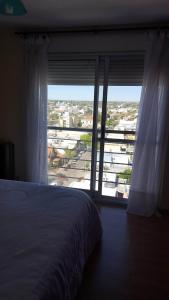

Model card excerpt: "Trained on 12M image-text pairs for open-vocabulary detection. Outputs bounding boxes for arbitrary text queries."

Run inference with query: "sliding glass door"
[47,53,143,201]
[48,56,96,190]
[96,55,142,199]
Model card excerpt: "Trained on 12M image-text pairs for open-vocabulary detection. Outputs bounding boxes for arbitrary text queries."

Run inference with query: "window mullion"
[98,56,110,195]
[90,56,100,192]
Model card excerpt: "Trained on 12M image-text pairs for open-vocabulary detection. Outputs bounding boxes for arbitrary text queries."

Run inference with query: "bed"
[0,179,101,300]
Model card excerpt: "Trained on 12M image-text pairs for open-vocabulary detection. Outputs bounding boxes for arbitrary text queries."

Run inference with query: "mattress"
[0,180,101,300]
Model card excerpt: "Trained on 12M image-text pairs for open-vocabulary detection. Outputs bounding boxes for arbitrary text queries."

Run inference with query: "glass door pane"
[96,55,142,200]
[99,54,142,199]
[47,58,96,190]
[101,86,141,199]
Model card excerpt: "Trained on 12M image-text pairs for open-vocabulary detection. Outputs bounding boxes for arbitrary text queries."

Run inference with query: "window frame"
[47,51,144,204]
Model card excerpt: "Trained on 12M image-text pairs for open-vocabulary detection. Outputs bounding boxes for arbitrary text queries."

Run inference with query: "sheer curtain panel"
[128,32,169,217]
[24,35,48,184]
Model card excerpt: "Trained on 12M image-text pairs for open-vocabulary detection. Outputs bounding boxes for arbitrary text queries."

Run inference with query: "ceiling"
[0,0,169,29]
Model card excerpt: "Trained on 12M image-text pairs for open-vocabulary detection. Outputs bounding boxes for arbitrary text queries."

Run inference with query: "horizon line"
[48,99,139,102]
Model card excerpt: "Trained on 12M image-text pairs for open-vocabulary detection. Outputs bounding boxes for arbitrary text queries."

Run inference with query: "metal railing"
[47,127,135,198]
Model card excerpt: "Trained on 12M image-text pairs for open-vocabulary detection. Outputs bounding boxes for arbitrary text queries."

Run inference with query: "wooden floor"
[77,205,169,300]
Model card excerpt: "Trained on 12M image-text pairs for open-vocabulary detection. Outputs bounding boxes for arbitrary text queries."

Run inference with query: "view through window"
[47,84,141,199]
[48,85,94,190]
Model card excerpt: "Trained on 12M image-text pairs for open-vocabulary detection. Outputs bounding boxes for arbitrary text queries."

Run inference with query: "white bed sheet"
[0,180,101,300]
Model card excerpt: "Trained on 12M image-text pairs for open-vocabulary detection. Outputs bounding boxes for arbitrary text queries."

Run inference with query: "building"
[81,115,93,128]
[114,118,137,131]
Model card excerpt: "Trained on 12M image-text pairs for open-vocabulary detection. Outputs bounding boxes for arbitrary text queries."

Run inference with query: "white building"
[114,119,137,131]
[59,112,73,127]
[81,115,93,127]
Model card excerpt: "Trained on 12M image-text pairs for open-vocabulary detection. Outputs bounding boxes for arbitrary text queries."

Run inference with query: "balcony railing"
[47,127,135,199]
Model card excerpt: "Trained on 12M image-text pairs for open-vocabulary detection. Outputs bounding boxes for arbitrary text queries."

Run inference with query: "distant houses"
[47,99,138,198]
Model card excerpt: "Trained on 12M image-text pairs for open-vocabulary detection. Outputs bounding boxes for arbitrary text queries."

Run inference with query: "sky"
[48,85,142,102]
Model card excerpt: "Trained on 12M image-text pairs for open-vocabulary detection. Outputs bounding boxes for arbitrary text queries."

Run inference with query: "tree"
[77,120,82,127]
[48,111,60,125]
[106,119,119,129]
[64,149,76,159]
[118,168,132,182]
[80,133,92,147]
[49,112,59,121]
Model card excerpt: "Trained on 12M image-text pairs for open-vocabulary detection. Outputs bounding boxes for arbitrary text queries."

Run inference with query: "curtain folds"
[127,32,169,217]
[24,35,49,184]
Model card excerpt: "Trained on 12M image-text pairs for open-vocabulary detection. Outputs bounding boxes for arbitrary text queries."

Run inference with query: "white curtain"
[127,32,169,217]
[24,35,49,184]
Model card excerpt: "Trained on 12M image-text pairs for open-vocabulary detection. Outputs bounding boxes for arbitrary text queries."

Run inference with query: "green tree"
[77,120,82,127]
[106,119,119,129]
[118,168,132,182]
[51,112,59,120]
[80,133,92,147]
[48,112,60,125]
[64,149,76,159]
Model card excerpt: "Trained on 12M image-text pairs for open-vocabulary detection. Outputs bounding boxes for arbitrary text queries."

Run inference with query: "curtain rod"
[15,23,169,35]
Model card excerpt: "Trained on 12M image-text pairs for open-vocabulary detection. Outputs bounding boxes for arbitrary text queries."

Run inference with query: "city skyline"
[48,85,142,102]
